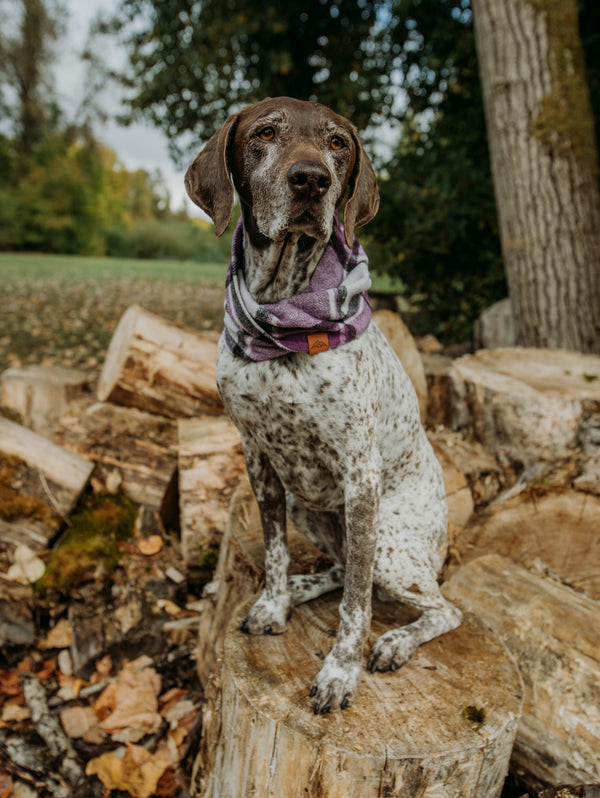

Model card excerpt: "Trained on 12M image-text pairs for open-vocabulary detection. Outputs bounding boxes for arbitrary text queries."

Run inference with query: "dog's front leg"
[310,469,379,713]
[241,442,291,635]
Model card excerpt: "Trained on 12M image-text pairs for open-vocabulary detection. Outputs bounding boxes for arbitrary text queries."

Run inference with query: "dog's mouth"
[287,198,331,239]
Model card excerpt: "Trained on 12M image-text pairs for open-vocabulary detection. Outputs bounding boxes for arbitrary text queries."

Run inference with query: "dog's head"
[185,97,379,248]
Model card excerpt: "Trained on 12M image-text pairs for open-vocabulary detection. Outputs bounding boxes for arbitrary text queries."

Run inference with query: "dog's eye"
[330,136,345,151]
[258,127,275,141]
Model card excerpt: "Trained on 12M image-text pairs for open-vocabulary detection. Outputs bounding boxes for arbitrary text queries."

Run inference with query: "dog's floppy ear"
[343,129,380,247]
[185,113,240,237]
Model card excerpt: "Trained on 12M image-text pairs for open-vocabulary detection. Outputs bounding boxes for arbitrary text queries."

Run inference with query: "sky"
[54,0,202,216]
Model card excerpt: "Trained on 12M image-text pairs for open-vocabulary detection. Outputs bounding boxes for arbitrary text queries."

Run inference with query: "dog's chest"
[216,336,377,505]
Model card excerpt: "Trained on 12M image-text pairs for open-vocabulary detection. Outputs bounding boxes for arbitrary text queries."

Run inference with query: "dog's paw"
[240,591,291,635]
[367,629,418,673]
[310,653,361,714]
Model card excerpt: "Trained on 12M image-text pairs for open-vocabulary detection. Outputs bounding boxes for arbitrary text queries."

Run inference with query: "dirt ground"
[1,278,225,375]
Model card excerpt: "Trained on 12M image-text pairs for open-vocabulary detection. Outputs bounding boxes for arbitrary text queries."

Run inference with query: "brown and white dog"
[186,97,461,713]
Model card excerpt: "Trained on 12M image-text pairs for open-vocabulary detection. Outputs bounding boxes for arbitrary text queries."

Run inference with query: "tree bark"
[471,0,600,353]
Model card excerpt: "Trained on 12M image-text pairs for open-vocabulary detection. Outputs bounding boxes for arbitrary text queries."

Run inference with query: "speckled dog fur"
[185,97,462,713]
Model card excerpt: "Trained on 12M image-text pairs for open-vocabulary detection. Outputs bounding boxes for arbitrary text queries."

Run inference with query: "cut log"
[97,305,223,418]
[192,478,523,798]
[450,348,600,466]
[431,439,474,528]
[0,365,90,435]
[0,418,93,549]
[372,310,428,420]
[444,554,600,791]
[422,352,454,427]
[177,416,245,567]
[428,427,512,509]
[456,488,600,600]
[53,399,178,527]
[474,298,516,350]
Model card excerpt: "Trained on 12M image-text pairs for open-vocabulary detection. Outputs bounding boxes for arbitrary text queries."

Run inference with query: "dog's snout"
[287,160,332,198]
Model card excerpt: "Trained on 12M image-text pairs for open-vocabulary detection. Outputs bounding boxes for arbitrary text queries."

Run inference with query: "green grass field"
[0,252,404,292]
[0,252,228,285]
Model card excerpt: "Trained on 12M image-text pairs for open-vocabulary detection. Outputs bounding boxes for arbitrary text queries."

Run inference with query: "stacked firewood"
[0,304,599,798]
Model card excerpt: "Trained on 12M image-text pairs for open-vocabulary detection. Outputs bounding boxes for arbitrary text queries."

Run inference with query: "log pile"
[1,304,600,798]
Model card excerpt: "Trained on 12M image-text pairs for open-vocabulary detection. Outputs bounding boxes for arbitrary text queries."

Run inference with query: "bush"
[103,218,232,262]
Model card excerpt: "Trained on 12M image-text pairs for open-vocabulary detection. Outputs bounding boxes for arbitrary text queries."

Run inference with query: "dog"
[185,97,461,714]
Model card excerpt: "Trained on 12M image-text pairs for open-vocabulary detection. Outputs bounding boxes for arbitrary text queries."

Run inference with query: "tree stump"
[0,365,90,435]
[192,478,523,798]
[444,554,600,791]
[450,348,600,466]
[0,418,93,549]
[97,305,223,418]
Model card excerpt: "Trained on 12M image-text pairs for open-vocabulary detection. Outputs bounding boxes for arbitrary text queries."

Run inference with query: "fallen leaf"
[60,706,106,744]
[137,535,164,556]
[156,598,181,616]
[0,670,22,697]
[1,703,30,723]
[35,658,57,680]
[6,544,45,584]
[38,617,73,649]
[0,771,13,798]
[86,743,175,798]
[154,766,178,797]
[162,699,195,727]
[91,654,112,683]
[95,660,162,737]
[57,648,73,676]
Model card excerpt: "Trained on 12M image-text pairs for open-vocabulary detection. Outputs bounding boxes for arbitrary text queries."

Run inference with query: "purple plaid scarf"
[223,217,372,361]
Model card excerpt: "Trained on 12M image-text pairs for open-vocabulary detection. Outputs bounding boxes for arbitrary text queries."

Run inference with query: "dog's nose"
[287,160,332,198]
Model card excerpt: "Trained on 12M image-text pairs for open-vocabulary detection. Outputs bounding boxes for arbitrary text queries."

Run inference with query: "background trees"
[2,0,600,348]
[0,0,230,261]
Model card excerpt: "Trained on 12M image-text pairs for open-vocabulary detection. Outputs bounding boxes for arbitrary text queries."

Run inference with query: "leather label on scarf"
[307,332,330,355]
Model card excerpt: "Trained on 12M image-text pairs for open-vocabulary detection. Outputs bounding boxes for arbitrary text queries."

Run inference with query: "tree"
[366,0,506,342]
[0,0,65,155]
[97,0,398,161]
[471,0,600,353]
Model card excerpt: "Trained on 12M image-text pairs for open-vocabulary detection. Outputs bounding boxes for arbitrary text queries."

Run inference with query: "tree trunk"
[471,0,600,353]
[192,478,524,798]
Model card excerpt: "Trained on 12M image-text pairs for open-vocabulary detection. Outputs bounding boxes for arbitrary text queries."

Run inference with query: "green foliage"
[0,125,225,260]
[97,0,398,157]
[104,218,233,262]
[367,0,506,342]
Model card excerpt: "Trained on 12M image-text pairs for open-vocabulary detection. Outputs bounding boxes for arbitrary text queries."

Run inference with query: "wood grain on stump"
[193,478,523,798]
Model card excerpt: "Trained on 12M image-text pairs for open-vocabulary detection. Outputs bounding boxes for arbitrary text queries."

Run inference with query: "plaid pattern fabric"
[223,217,372,361]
